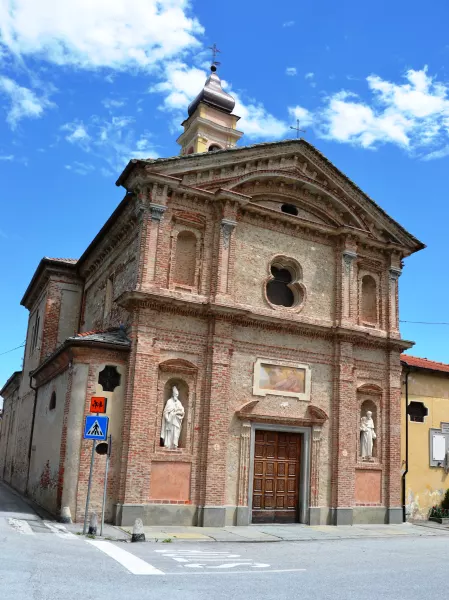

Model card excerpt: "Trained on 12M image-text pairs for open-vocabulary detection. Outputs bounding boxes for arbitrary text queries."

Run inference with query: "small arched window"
[174,231,197,287]
[49,392,56,411]
[361,275,377,324]
[208,144,222,152]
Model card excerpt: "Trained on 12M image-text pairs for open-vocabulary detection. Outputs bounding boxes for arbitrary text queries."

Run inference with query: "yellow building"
[401,354,449,520]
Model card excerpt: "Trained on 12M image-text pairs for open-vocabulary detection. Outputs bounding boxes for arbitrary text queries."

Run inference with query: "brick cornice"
[116,290,413,352]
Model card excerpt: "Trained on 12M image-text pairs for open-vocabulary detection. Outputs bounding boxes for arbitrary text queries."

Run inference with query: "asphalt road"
[1,487,449,600]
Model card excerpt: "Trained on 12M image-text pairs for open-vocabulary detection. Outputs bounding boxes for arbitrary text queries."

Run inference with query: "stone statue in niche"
[161,385,185,449]
[360,410,377,460]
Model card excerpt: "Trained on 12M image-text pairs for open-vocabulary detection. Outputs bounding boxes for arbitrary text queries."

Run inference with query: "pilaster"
[331,341,356,524]
[200,318,233,526]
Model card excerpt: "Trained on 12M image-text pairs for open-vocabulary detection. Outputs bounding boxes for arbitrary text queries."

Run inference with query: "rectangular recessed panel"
[254,444,264,458]
[277,462,286,476]
[254,461,264,475]
[277,479,286,492]
[265,479,274,492]
[266,462,275,475]
[253,478,263,492]
[288,463,297,476]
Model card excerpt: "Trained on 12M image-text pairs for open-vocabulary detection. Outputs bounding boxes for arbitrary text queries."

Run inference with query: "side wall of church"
[27,369,69,514]
[81,221,139,333]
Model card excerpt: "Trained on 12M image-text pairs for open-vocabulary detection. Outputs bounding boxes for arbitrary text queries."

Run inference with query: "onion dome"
[188,65,236,117]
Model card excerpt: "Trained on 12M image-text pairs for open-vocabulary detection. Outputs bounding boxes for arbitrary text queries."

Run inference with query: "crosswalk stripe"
[43,521,78,539]
[7,518,35,535]
[86,540,165,575]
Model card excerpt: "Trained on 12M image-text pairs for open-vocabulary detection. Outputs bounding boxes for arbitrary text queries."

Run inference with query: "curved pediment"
[225,171,369,231]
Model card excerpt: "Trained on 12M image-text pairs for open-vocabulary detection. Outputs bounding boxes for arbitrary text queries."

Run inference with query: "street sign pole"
[100,434,112,537]
[83,439,97,535]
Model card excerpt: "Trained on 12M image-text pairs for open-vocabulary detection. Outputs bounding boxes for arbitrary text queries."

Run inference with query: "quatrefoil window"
[265,256,306,310]
[98,365,121,392]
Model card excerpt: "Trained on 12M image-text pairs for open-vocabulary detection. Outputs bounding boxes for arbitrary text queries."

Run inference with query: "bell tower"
[177,62,243,155]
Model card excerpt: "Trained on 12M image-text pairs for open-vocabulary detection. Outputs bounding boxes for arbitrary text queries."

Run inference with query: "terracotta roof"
[401,354,449,374]
[68,329,130,346]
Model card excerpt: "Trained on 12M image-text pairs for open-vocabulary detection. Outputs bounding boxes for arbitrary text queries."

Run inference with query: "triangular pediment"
[119,139,424,253]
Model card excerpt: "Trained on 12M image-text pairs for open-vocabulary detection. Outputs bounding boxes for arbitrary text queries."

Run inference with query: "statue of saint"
[360,410,376,459]
[161,385,185,449]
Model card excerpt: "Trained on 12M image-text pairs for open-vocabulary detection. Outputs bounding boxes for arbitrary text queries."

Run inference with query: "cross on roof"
[290,119,306,138]
[208,43,221,67]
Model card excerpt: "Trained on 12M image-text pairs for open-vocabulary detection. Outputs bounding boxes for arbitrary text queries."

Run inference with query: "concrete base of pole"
[59,506,72,524]
[131,518,145,542]
[88,512,98,536]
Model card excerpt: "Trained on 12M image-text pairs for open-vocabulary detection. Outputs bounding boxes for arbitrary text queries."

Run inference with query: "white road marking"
[163,569,307,576]
[154,547,271,570]
[87,540,164,575]
[43,521,77,539]
[7,518,34,535]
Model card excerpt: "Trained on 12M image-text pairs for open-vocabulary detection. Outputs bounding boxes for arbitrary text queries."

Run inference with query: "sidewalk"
[65,520,449,543]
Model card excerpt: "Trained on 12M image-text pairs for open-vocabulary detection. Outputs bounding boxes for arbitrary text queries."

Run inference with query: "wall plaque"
[252,358,311,401]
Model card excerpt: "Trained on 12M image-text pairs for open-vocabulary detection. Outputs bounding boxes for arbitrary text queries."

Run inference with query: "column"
[309,425,322,525]
[236,421,251,525]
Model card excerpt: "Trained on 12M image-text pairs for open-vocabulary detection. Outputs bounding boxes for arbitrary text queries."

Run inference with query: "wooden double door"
[252,430,302,523]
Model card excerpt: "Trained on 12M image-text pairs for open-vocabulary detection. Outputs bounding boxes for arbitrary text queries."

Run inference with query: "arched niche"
[161,378,190,449]
[157,359,198,453]
[357,384,382,461]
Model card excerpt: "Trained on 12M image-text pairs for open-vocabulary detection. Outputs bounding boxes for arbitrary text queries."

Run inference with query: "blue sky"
[1,0,449,392]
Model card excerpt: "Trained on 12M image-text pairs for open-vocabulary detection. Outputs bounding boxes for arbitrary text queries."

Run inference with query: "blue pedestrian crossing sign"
[84,415,109,440]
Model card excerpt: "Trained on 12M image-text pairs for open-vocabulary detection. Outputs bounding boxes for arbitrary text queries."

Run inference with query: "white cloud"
[0,76,54,127]
[305,72,314,80]
[65,161,94,175]
[61,115,159,172]
[285,67,297,76]
[316,67,449,155]
[0,154,13,160]
[150,61,206,111]
[282,20,295,27]
[288,106,314,128]
[102,98,126,110]
[0,0,203,70]
[62,122,90,145]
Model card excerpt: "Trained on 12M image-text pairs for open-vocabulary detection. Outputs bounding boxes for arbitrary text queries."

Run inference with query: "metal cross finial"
[290,119,306,139]
[209,43,221,67]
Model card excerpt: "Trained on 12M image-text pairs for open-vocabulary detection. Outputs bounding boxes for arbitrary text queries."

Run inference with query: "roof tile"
[401,354,449,374]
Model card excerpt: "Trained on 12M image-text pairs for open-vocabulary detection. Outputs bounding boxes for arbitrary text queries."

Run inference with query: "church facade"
[0,65,424,527]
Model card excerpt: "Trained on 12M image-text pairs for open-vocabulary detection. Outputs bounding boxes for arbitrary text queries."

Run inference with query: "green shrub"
[441,489,449,510]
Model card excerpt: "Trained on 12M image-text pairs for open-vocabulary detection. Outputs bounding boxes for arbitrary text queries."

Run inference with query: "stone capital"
[342,250,357,275]
[149,203,167,222]
[221,218,237,249]
[389,267,402,281]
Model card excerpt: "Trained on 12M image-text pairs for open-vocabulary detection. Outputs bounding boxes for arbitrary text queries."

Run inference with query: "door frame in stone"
[248,423,311,525]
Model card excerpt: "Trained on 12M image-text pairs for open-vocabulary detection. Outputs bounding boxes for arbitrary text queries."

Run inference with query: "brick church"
[0,64,423,527]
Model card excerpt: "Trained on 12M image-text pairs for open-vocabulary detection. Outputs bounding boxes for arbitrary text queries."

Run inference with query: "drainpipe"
[402,366,410,522]
[25,375,38,495]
